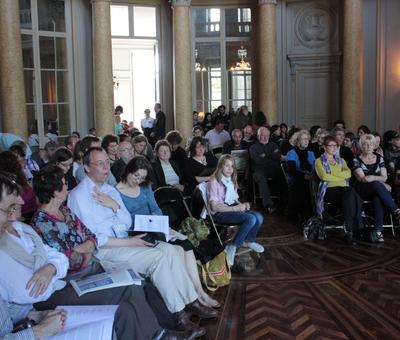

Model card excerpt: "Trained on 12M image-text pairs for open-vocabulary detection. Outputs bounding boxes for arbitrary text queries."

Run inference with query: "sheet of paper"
[134,215,170,241]
[46,305,118,340]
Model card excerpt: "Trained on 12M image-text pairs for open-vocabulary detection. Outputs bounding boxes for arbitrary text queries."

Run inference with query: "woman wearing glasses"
[116,156,220,309]
[315,136,363,244]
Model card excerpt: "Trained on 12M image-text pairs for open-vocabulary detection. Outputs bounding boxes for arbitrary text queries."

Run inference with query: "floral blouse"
[31,206,97,271]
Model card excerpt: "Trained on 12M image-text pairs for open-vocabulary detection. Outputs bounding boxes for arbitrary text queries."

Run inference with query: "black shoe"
[163,327,203,340]
[345,232,356,245]
[175,311,206,339]
[185,300,218,319]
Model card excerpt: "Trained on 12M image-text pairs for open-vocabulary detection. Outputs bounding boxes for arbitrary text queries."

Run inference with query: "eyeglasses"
[90,160,111,167]
[0,205,19,215]
[326,144,338,148]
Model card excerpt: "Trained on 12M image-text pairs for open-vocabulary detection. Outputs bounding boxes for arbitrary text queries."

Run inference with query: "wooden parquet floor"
[199,214,400,340]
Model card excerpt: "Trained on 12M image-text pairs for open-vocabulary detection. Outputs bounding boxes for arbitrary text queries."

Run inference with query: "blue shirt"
[118,186,162,230]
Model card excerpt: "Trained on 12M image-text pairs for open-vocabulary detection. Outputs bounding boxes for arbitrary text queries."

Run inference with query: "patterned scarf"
[316,152,347,215]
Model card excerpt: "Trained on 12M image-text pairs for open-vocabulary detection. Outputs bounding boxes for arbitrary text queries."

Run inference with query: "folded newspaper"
[70,267,143,297]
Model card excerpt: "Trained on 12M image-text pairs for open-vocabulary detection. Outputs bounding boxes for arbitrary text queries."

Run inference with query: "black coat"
[151,158,185,190]
[111,158,127,183]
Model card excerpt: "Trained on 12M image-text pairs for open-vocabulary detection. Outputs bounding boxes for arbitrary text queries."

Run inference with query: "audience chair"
[196,182,251,257]
[361,200,396,236]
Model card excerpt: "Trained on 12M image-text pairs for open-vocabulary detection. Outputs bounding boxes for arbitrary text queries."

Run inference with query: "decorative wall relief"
[295,6,335,49]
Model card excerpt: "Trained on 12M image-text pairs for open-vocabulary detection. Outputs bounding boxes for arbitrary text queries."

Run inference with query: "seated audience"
[132,134,155,161]
[202,112,214,134]
[357,125,371,139]
[309,125,321,143]
[270,125,283,146]
[9,143,38,182]
[205,120,231,155]
[74,136,117,186]
[0,172,163,340]
[353,134,400,242]
[212,105,230,131]
[242,124,257,148]
[101,134,119,166]
[229,105,252,132]
[333,120,346,130]
[280,127,299,156]
[31,140,57,169]
[152,141,185,192]
[280,123,288,141]
[315,136,363,244]
[331,127,355,171]
[184,137,218,194]
[166,130,187,174]
[117,156,219,308]
[50,147,77,191]
[286,130,315,222]
[343,132,359,157]
[0,151,37,221]
[67,147,215,335]
[222,129,247,155]
[372,131,384,157]
[65,134,79,153]
[249,126,283,213]
[111,141,134,183]
[384,132,400,177]
[309,128,329,158]
[185,126,210,154]
[207,155,264,267]
[118,133,132,143]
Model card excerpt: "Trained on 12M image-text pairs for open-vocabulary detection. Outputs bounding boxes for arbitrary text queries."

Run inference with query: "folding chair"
[196,182,251,257]
[361,200,396,236]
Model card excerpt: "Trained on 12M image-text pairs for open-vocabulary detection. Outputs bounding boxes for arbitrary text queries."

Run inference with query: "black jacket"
[151,158,185,190]
[111,158,127,183]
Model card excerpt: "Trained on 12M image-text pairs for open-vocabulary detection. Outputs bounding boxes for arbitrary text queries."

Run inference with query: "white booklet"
[45,305,118,340]
[134,215,170,241]
[70,268,143,297]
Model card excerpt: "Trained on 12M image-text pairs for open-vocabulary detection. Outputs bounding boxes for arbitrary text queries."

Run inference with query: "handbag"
[302,216,327,240]
[199,251,231,292]
[180,217,210,247]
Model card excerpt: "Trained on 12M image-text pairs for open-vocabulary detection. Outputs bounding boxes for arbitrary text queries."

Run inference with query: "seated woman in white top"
[0,172,163,340]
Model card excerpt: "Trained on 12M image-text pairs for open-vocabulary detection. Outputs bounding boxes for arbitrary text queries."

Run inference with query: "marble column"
[342,0,363,132]
[0,0,28,139]
[172,0,192,140]
[91,0,114,137]
[258,0,278,125]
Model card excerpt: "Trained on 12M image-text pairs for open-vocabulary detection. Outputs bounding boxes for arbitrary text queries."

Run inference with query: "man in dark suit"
[151,103,166,144]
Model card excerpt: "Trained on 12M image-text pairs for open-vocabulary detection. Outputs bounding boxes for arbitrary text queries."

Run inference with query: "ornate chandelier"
[230,46,251,71]
[195,49,207,72]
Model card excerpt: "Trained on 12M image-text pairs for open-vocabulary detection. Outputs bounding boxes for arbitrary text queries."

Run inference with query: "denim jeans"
[213,210,263,247]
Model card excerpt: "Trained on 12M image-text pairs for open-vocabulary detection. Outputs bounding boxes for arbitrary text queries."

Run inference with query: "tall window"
[193,7,252,114]
[20,0,73,146]
[111,4,159,129]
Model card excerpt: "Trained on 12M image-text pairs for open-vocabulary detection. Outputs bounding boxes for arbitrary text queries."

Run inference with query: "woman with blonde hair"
[207,154,264,267]
[353,134,400,242]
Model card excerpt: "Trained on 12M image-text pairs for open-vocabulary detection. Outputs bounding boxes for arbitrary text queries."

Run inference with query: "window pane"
[194,8,220,38]
[24,70,35,103]
[58,104,70,135]
[19,0,32,29]
[43,104,57,125]
[195,42,221,112]
[21,34,34,68]
[41,71,56,103]
[133,7,156,37]
[226,8,251,37]
[57,71,68,102]
[38,0,66,32]
[39,36,67,69]
[111,5,129,36]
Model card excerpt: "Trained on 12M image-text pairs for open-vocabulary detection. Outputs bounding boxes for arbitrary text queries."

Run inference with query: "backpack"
[303,216,327,240]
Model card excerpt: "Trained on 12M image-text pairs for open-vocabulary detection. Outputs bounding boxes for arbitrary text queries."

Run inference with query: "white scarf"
[221,175,236,206]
